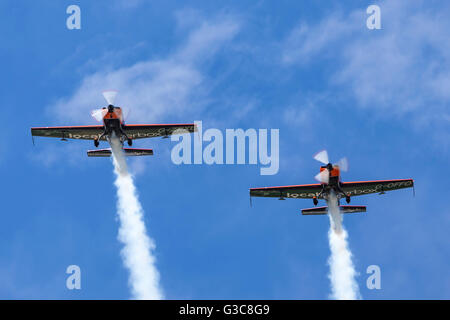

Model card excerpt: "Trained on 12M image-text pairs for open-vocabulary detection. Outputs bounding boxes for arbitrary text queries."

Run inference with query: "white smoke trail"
[110,136,164,300]
[327,191,360,300]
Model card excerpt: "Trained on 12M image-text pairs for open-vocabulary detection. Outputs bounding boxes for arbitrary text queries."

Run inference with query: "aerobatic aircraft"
[31,91,196,157]
[249,150,414,215]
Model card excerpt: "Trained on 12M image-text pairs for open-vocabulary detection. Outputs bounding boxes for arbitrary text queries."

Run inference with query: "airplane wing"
[31,126,105,140]
[250,183,323,199]
[341,179,414,197]
[123,124,197,139]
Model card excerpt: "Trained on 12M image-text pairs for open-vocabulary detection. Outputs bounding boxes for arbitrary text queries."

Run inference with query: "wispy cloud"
[29,142,88,168]
[282,10,358,65]
[49,12,240,125]
[113,0,144,10]
[282,1,450,127]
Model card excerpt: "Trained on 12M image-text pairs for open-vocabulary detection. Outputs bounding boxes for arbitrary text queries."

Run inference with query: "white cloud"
[282,11,358,65]
[282,1,450,123]
[49,13,240,125]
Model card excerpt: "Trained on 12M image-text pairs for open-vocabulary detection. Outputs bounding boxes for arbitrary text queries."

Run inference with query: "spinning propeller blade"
[91,108,107,122]
[336,157,348,172]
[315,169,329,184]
[314,150,329,165]
[102,90,117,105]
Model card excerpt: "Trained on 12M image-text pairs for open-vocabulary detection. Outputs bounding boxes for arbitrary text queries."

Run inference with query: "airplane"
[249,150,414,215]
[31,91,197,157]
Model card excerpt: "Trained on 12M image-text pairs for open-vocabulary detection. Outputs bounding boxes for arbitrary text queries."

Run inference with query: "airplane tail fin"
[301,205,366,215]
[87,148,154,157]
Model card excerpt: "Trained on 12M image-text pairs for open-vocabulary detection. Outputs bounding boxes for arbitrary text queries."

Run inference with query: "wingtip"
[30,128,35,146]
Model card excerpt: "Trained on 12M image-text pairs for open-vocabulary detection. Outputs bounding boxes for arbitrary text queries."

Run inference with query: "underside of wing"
[123,123,197,139]
[250,183,323,199]
[31,126,104,140]
[341,179,414,197]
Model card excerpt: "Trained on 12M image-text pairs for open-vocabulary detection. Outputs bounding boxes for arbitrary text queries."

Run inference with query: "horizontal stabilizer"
[87,148,154,157]
[301,205,366,215]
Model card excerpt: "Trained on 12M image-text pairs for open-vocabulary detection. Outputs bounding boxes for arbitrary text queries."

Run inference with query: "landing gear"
[345,195,351,204]
[118,127,132,146]
[336,183,350,204]
[315,185,325,206]
[95,131,107,147]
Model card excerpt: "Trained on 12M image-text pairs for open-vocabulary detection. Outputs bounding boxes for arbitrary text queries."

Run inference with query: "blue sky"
[0,0,449,299]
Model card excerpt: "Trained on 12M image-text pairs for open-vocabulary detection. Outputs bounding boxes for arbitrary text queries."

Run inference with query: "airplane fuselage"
[103,117,123,139]
[315,164,350,205]
[94,105,131,146]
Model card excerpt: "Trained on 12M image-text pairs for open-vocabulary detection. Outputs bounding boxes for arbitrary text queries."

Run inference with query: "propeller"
[91,90,120,122]
[313,150,349,183]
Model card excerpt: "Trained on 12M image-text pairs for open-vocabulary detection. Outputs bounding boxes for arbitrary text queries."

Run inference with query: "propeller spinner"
[91,90,120,122]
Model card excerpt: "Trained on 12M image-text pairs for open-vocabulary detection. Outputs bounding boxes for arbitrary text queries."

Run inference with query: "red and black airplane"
[250,150,414,215]
[31,91,196,157]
